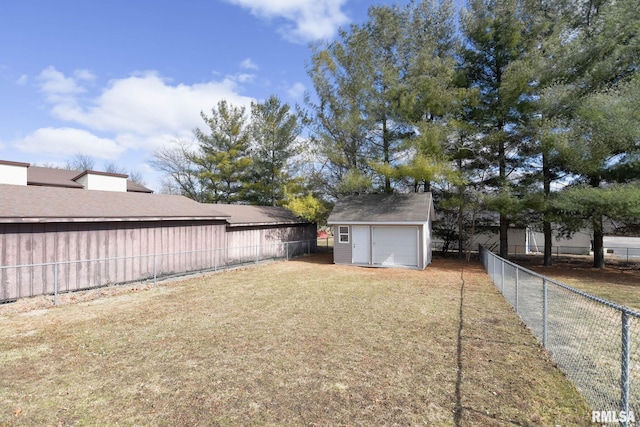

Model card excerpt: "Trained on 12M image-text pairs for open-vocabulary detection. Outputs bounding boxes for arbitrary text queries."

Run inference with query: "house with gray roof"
[327,192,434,270]
[0,160,315,302]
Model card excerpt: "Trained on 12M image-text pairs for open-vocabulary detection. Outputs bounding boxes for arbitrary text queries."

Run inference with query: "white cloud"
[233,73,256,83]
[74,69,96,82]
[37,66,86,102]
[287,82,305,99]
[240,58,259,70]
[25,67,259,190]
[12,127,125,159]
[226,0,349,42]
[16,75,28,86]
[45,70,254,138]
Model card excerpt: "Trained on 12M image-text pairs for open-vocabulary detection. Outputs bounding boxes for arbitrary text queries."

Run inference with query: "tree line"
[153,0,640,269]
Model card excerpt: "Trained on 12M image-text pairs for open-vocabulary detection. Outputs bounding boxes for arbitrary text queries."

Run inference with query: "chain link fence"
[0,239,317,306]
[480,245,640,423]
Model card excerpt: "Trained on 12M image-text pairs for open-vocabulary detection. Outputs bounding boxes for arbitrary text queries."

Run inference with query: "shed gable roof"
[327,193,433,224]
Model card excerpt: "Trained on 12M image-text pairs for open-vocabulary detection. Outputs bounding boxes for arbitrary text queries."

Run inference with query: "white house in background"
[327,192,434,270]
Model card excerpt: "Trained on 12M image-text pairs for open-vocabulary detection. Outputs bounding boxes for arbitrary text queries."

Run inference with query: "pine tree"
[460,0,541,258]
[538,0,640,268]
[246,95,303,206]
[193,100,252,203]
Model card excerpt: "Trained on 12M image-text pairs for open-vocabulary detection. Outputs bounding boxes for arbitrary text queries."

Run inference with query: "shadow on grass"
[454,263,465,427]
[288,252,334,265]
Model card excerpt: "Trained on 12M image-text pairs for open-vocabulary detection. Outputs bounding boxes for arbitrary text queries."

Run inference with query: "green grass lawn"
[0,254,590,426]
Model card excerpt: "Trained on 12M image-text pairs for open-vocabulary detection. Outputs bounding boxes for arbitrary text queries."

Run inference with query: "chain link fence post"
[515,268,519,314]
[621,310,630,426]
[543,278,548,348]
[54,262,59,306]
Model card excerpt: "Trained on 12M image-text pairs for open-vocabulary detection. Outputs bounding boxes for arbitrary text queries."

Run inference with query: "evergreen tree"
[307,27,373,197]
[537,0,640,267]
[307,0,459,196]
[246,95,303,206]
[460,0,541,258]
[555,79,640,267]
[193,100,252,203]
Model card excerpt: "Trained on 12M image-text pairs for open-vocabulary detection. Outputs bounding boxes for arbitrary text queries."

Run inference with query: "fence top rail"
[480,245,640,318]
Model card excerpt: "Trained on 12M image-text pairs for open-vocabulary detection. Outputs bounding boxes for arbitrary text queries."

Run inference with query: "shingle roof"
[0,184,229,223]
[27,166,154,193]
[209,204,305,226]
[327,193,433,223]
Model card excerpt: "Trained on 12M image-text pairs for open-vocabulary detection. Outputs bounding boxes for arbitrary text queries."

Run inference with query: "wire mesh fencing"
[0,239,317,305]
[480,246,640,423]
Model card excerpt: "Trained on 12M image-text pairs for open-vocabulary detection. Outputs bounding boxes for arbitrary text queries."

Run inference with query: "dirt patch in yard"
[0,254,591,425]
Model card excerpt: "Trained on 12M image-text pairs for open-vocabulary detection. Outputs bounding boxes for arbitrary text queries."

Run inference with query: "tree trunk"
[543,220,553,266]
[593,217,605,269]
[498,131,508,258]
[457,156,464,259]
[382,114,392,194]
[458,203,464,258]
[590,176,604,269]
[542,150,553,266]
[499,213,509,258]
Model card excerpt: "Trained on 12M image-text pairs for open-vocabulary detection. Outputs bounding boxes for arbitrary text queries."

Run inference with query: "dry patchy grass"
[0,254,590,426]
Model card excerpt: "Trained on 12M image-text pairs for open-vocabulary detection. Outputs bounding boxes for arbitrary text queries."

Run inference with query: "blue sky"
[0,0,389,190]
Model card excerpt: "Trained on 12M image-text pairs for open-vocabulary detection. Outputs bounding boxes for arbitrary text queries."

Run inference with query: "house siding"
[0,220,227,302]
[225,223,317,264]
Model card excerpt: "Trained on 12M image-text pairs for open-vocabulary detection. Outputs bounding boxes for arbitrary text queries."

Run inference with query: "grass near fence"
[488,252,640,417]
[0,254,590,425]
[515,255,640,311]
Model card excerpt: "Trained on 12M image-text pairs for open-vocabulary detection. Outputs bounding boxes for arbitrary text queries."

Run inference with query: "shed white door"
[372,226,418,267]
[352,225,370,264]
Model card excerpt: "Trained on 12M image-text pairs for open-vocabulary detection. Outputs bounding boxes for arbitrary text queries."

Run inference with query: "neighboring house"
[0,160,315,302]
[25,164,154,193]
[327,192,434,270]
[471,220,639,258]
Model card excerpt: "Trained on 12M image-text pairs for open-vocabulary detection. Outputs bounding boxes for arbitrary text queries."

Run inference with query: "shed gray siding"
[332,225,353,265]
[0,220,226,302]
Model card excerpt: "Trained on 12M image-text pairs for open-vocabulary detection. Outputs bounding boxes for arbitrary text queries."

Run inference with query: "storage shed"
[327,192,434,269]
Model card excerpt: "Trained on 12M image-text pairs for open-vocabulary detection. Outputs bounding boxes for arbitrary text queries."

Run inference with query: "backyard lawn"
[0,253,591,426]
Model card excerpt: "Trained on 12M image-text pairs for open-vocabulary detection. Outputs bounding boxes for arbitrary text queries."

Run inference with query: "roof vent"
[72,170,128,192]
[0,160,30,186]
